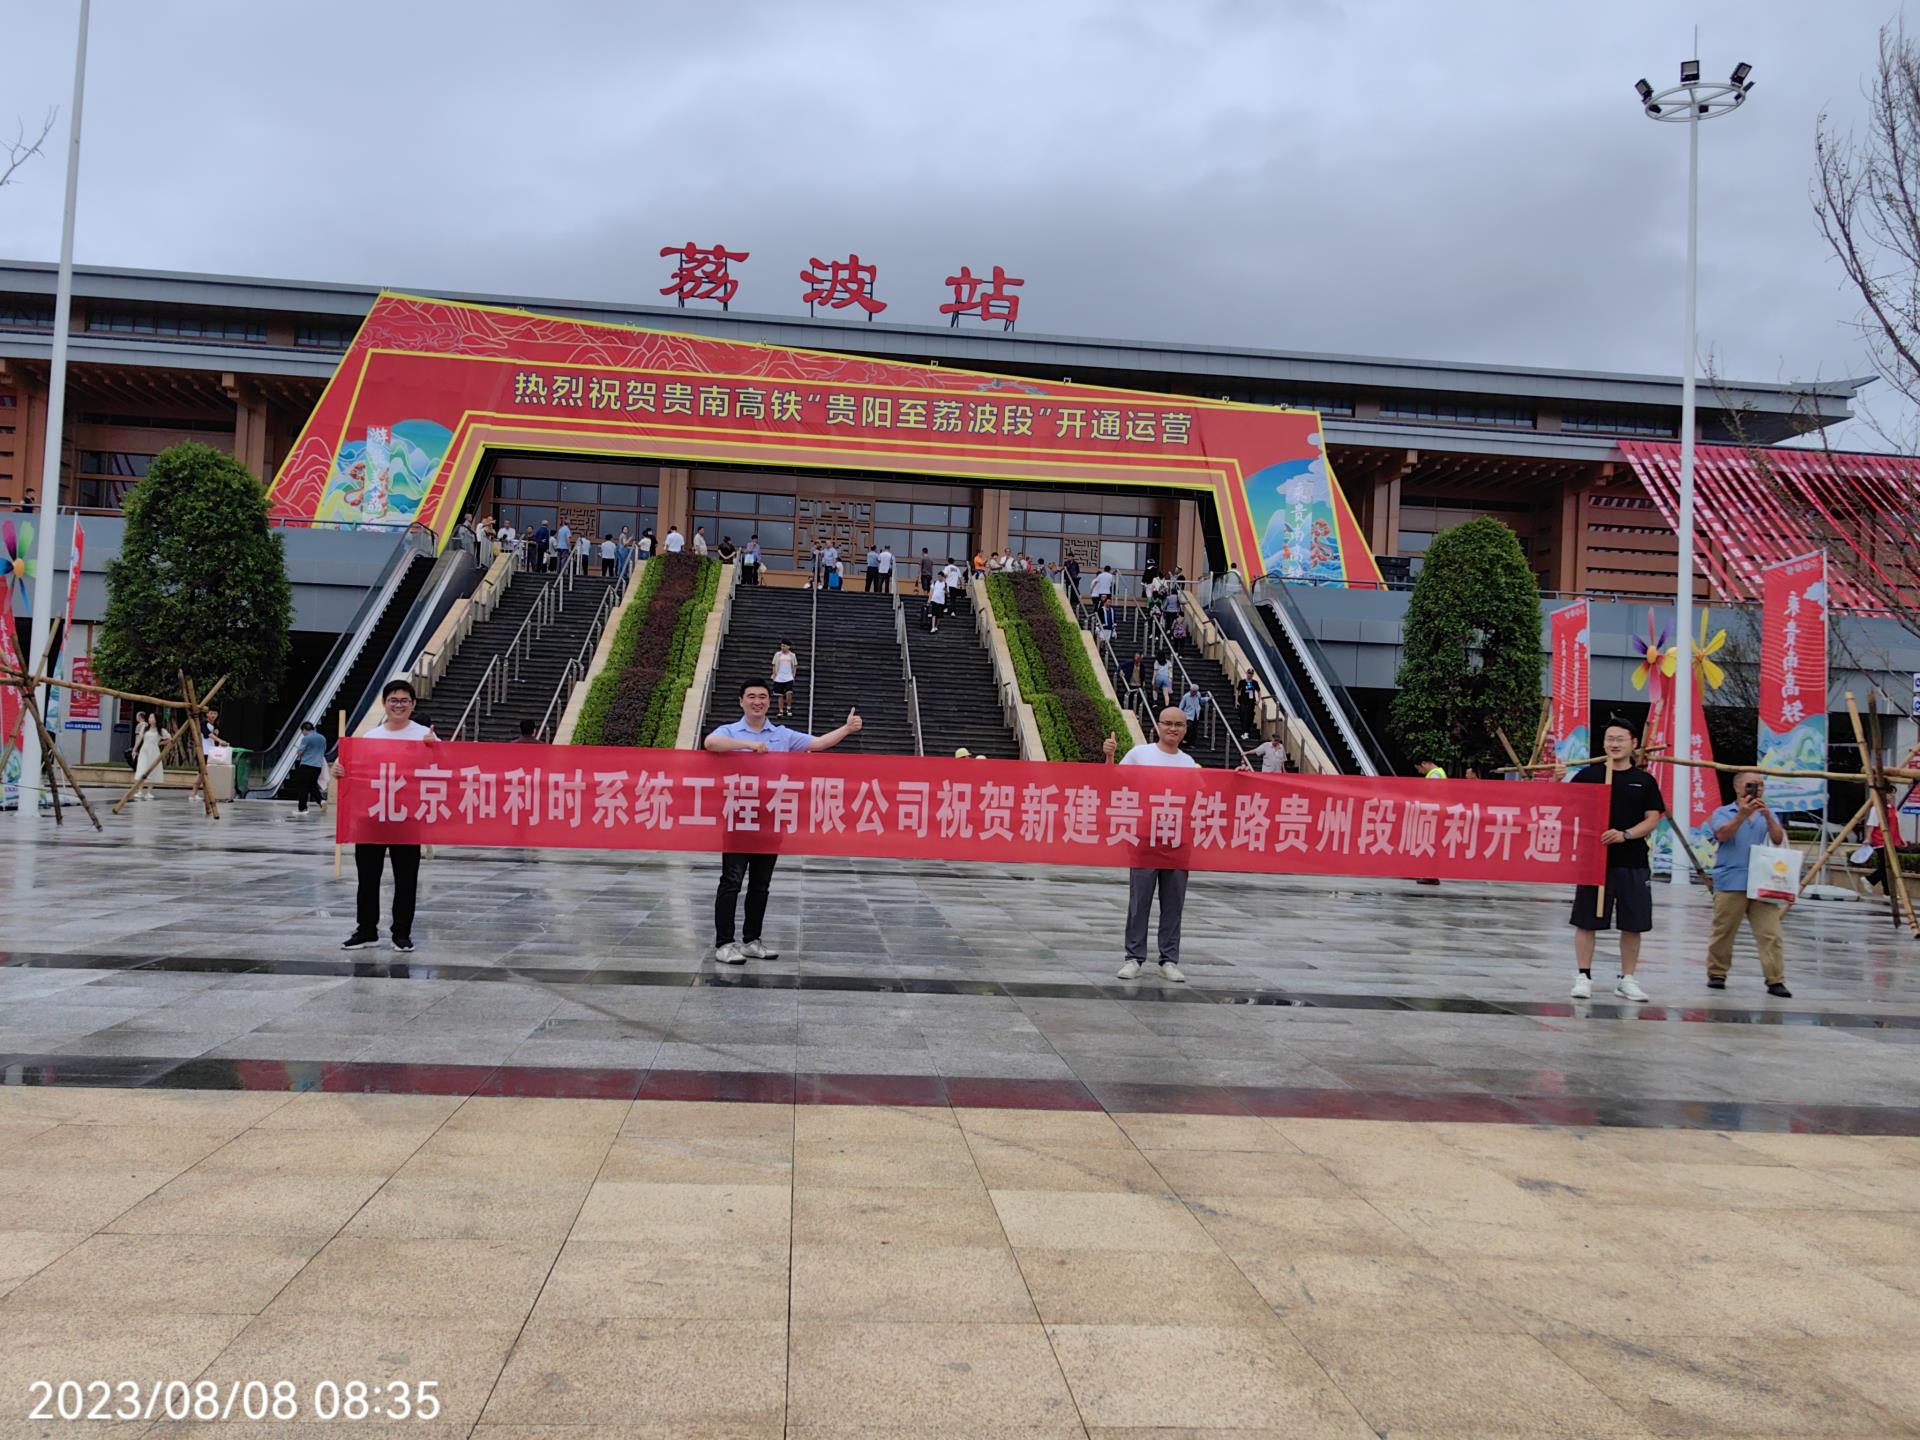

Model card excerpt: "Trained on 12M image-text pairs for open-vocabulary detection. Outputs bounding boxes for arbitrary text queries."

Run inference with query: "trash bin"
[203,745,236,803]
[230,747,252,796]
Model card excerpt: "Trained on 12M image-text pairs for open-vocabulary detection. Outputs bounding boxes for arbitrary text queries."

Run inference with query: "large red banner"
[1757,552,1828,814]
[1546,601,1590,771]
[336,741,1606,884]
[265,294,1382,586]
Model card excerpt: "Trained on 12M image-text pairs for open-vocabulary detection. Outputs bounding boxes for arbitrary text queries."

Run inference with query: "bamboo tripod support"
[1845,691,1919,938]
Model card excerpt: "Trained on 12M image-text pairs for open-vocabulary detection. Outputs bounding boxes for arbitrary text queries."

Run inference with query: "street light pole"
[1635,58,1751,882]
[16,0,90,830]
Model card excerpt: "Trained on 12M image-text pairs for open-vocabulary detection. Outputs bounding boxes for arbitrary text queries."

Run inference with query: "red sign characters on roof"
[940,265,1024,331]
[660,243,749,309]
[800,253,886,318]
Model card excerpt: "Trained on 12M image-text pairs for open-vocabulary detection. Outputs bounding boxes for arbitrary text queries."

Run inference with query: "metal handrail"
[687,559,742,750]
[1105,601,1250,769]
[807,547,821,734]
[532,555,634,744]
[449,555,566,742]
[906,676,925,757]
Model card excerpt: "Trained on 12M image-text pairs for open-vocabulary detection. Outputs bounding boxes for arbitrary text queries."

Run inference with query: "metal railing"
[534,552,639,743]
[892,592,925,757]
[686,559,742,750]
[415,556,515,696]
[1096,598,1250,769]
[448,553,575,742]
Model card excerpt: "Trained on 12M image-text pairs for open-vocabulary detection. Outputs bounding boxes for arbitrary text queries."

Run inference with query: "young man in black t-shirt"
[1565,721,1667,1002]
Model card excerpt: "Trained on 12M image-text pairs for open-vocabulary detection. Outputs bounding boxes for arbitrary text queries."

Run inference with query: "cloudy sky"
[0,1,1905,439]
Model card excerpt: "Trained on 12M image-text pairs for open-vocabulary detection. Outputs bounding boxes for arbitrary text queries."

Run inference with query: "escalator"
[1208,576,1390,777]
[252,539,435,795]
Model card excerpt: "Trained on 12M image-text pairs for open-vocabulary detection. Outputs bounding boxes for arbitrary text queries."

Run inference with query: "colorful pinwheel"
[1630,619,1674,693]
[1694,609,1729,693]
[1,518,34,612]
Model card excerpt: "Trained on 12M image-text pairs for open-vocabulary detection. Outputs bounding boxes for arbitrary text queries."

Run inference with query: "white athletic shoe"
[1570,975,1593,1000]
[713,942,747,965]
[740,939,778,959]
[1159,961,1187,984]
[1615,976,1650,1003]
[1117,958,1143,980]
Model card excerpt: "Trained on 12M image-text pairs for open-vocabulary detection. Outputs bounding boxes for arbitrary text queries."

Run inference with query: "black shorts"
[771,680,793,696]
[1570,867,1654,933]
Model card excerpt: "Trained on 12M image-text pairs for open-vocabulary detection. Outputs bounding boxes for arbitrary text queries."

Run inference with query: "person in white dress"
[133,710,164,799]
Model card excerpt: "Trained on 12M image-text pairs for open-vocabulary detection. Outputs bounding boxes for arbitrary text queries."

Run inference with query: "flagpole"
[17,0,90,828]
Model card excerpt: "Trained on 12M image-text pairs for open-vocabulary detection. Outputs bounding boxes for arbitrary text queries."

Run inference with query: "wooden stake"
[106,674,228,815]
[180,672,219,821]
[1798,795,1877,894]
[1596,763,1615,920]
[333,707,346,880]
[1528,695,1552,770]
[1846,691,1918,938]
[10,666,100,831]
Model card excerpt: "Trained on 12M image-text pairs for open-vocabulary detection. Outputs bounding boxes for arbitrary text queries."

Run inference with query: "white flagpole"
[17,0,90,827]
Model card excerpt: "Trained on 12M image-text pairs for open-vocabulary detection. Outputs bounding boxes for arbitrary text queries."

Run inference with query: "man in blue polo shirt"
[704,679,863,964]
[1706,770,1792,997]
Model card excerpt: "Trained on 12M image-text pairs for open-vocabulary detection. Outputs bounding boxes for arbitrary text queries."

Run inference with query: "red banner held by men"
[336,741,1607,885]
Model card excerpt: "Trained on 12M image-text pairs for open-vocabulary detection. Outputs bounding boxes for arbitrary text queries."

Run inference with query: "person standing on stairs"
[864,545,880,593]
[556,521,572,571]
[877,544,894,593]
[693,528,709,558]
[664,526,685,555]
[918,548,934,594]
[742,535,760,584]
[704,681,863,964]
[926,572,948,632]
[770,641,799,719]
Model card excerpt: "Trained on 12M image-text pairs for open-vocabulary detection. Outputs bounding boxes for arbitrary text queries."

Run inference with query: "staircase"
[426,569,618,742]
[1103,607,1244,769]
[901,594,1020,759]
[699,587,915,753]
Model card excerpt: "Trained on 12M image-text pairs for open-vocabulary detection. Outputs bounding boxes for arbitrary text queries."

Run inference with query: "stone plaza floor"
[0,797,1917,1436]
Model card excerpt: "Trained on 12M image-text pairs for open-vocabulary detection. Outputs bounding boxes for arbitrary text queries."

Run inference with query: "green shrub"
[570,555,718,747]
[989,573,1126,761]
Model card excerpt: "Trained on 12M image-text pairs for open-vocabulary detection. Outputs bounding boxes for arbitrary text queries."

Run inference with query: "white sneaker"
[1570,975,1592,999]
[1159,961,1187,984]
[1615,976,1650,1003]
[1116,958,1143,980]
[740,939,778,959]
[713,942,747,965]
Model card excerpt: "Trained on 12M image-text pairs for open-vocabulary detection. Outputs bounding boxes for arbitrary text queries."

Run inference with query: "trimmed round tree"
[94,443,292,704]
[1389,517,1542,776]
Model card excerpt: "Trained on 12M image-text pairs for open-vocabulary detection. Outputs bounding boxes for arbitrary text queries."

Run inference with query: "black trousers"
[289,762,323,811]
[355,843,421,939]
[715,852,778,945]
[600,557,614,577]
[865,567,879,592]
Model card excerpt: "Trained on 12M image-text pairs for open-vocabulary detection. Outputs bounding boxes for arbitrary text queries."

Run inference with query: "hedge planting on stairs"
[571,555,719,747]
[988,573,1127,763]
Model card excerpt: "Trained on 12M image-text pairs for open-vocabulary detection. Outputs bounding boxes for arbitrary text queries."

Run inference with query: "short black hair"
[518,718,536,736]
[1603,718,1636,740]
[299,720,315,732]
[739,679,771,698]
[382,679,417,702]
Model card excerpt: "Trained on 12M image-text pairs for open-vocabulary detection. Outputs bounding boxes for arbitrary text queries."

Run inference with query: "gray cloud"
[0,0,1900,439]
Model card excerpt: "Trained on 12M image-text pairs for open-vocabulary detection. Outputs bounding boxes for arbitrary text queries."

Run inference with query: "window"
[1561,404,1678,437]
[874,526,911,555]
[78,451,154,477]
[561,481,599,503]
[876,501,913,524]
[1022,509,1060,531]
[85,310,268,343]
[1379,391,1535,429]
[294,322,357,350]
[911,503,950,526]
[1063,512,1100,535]
[1213,384,1355,416]
[719,491,758,515]
[516,478,559,502]
[1100,514,1139,537]
[1022,536,1062,563]
[0,302,52,330]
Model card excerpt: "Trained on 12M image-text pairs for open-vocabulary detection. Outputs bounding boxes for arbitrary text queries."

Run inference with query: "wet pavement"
[2,800,1919,1437]
[3,797,1919,1133]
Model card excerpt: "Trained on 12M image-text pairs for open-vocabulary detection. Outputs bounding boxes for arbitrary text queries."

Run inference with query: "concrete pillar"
[223,374,271,481]
[658,466,692,535]
[977,487,1010,557]
[1363,451,1413,557]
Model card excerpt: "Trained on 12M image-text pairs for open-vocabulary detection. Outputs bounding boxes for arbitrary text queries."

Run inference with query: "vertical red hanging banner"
[1757,552,1828,814]
[1546,601,1590,770]
[1647,660,1720,873]
[0,586,23,806]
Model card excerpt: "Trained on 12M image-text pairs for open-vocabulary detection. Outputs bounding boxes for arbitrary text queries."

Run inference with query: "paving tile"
[968,1137,1171,1193]
[598,1134,794,1184]
[3,1232,322,1315]
[107,1171,386,1240]
[534,1239,791,1320]
[1016,1247,1277,1327]
[0,1228,93,1298]
[989,1190,1216,1252]
[791,1242,1036,1322]
[483,1318,786,1427]
[788,1321,1080,1434]
[1047,1323,1372,1433]
[570,1181,791,1247]
[265,1237,558,1320]
[794,1184,1008,1249]
[342,1175,589,1241]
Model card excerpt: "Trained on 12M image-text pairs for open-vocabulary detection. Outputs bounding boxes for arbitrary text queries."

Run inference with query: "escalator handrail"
[1206,581,1352,776]
[254,536,416,792]
[1247,574,1384,777]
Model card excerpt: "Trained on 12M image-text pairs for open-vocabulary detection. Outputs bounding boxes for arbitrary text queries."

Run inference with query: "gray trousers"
[1125,867,1189,963]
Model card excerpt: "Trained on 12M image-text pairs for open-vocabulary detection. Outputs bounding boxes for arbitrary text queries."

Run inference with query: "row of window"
[494,475,660,508]
[1561,405,1679,436]
[1006,508,1160,539]
[1380,392,1537,429]
[294,322,357,350]
[492,502,656,544]
[86,310,268,343]
[0,303,51,330]
[78,450,155,477]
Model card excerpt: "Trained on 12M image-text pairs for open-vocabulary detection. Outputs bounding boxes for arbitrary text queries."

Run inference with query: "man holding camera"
[1706,771,1792,998]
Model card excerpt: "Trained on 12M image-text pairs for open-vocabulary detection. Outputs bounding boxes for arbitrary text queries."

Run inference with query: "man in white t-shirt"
[819,542,840,588]
[876,545,895,593]
[333,679,433,953]
[1102,708,1247,982]
[1088,565,1116,602]
[664,526,686,554]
